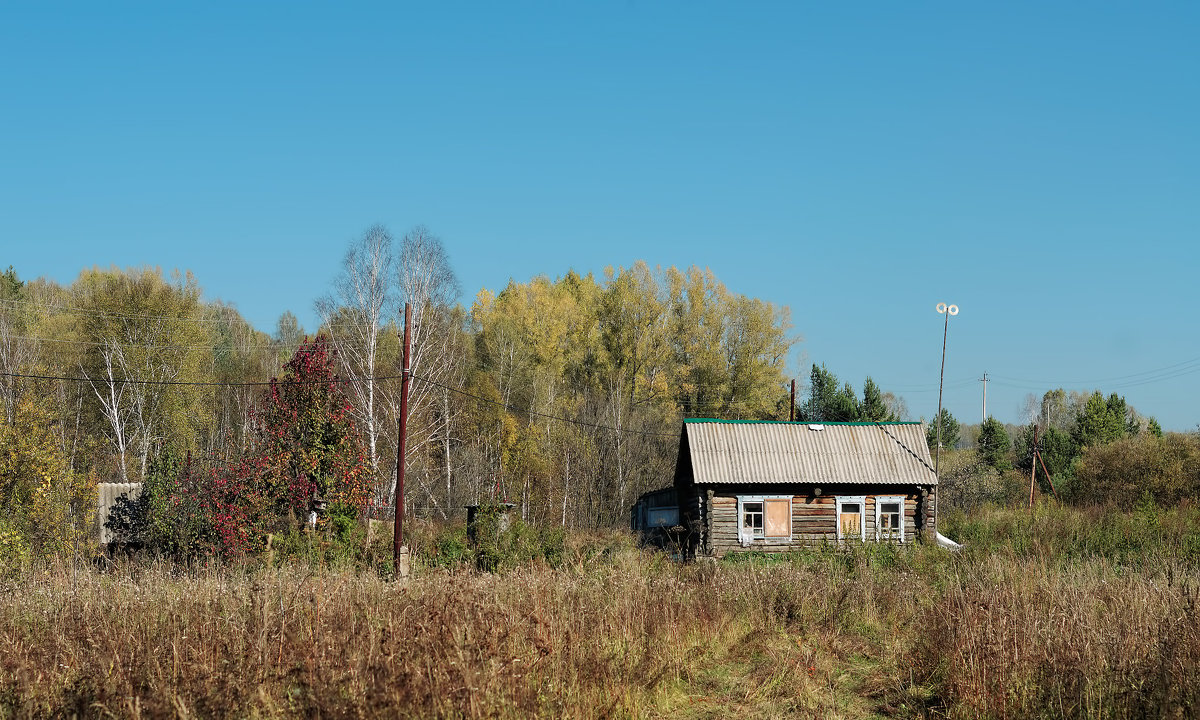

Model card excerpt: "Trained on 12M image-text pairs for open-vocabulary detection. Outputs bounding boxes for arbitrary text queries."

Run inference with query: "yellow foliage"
[0,523,29,578]
[0,398,97,560]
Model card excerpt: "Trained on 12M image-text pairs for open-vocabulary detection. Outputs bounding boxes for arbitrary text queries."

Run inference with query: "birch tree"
[209,301,274,453]
[74,268,214,481]
[383,226,464,517]
[0,267,38,423]
[317,225,394,479]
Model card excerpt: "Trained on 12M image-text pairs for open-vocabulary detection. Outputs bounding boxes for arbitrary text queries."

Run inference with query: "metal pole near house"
[394,302,412,578]
[934,302,958,531]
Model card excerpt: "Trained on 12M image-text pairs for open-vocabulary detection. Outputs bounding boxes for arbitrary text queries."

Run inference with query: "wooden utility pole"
[1027,422,1061,509]
[394,302,412,577]
[789,379,796,422]
[1028,423,1039,509]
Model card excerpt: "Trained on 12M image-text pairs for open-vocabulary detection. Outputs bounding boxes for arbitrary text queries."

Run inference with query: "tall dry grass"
[2,551,899,718]
[923,554,1199,719]
[1,510,1198,719]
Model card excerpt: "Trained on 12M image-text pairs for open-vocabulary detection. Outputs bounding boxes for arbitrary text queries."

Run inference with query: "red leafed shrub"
[141,337,374,559]
[255,336,372,516]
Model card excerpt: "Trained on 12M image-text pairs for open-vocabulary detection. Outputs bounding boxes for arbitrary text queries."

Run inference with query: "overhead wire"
[410,373,678,439]
[0,368,679,438]
[990,355,1200,392]
[0,297,380,332]
[0,369,393,388]
[11,295,1200,426]
[12,298,1200,392]
[884,377,977,394]
[0,334,300,352]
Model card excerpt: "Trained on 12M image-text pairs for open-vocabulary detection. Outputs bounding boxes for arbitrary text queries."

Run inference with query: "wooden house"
[632,419,938,557]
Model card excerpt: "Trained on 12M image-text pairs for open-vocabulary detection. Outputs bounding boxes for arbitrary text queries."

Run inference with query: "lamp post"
[934,302,958,496]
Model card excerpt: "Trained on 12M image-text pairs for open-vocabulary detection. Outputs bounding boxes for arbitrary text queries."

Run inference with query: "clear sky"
[3,2,1198,430]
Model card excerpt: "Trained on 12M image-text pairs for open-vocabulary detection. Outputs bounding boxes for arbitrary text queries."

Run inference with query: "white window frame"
[836,495,866,542]
[736,495,792,546]
[875,495,905,542]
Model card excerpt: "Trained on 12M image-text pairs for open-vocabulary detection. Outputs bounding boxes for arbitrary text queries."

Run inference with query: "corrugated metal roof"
[683,420,937,486]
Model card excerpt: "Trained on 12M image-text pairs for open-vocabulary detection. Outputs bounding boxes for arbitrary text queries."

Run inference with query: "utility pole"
[980,372,988,422]
[1027,421,1061,509]
[1028,423,1039,509]
[934,302,959,536]
[393,302,412,578]
[789,379,796,422]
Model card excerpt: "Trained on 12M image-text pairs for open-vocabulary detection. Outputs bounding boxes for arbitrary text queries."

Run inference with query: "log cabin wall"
[703,486,925,558]
[677,486,705,557]
[923,484,937,537]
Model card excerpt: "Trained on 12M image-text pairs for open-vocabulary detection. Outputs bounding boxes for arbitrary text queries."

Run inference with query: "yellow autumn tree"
[0,397,97,567]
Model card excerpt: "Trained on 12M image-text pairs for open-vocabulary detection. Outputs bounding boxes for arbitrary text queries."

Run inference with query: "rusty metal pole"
[789,379,796,422]
[394,302,412,576]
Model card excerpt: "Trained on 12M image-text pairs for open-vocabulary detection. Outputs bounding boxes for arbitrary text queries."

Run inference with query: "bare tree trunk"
[443,386,452,514]
[612,380,627,524]
[381,226,464,517]
[88,344,130,482]
[317,224,394,483]
[562,449,569,527]
[0,312,37,423]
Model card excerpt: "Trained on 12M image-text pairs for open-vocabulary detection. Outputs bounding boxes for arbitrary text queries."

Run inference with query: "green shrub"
[407,506,573,573]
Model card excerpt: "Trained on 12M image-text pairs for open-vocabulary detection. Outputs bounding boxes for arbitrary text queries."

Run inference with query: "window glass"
[743,501,764,537]
[877,498,904,541]
[647,507,679,528]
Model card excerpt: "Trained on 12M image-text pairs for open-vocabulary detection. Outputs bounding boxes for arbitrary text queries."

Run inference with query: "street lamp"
[934,302,958,490]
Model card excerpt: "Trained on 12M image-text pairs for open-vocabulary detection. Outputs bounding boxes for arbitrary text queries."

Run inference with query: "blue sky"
[3,2,1198,430]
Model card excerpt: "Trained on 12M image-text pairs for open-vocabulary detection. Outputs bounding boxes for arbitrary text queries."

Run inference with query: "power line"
[989,355,1200,390]
[989,366,1200,392]
[0,368,680,439]
[410,373,679,439]
[0,332,371,353]
[0,298,254,326]
[0,334,300,352]
[0,369,406,388]
[0,363,788,414]
[885,377,977,393]
[0,297,374,332]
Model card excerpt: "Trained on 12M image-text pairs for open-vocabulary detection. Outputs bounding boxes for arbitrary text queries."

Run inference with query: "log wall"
[705,487,926,558]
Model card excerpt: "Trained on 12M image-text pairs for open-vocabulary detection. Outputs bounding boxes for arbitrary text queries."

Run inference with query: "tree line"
[934,387,1199,513]
[4,226,1195,562]
[0,227,807,559]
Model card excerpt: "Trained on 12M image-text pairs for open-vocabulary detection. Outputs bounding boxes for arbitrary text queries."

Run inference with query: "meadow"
[2,503,1198,719]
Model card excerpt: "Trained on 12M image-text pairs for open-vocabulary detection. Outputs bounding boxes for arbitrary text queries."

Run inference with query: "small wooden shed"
[97,482,142,546]
[633,419,938,558]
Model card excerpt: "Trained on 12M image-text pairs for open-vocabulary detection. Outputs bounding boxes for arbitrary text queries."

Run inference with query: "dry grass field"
[2,505,1198,719]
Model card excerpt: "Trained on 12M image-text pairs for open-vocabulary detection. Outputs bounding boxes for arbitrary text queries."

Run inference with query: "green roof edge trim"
[683,418,922,426]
